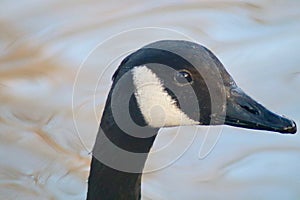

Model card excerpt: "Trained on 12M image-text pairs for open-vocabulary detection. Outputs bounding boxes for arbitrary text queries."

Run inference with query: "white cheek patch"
[132,65,199,128]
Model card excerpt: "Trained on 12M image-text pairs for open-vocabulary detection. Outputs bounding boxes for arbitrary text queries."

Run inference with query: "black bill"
[224,87,297,134]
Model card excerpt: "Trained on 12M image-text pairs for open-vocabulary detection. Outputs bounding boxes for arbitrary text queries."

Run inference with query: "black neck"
[87,93,158,200]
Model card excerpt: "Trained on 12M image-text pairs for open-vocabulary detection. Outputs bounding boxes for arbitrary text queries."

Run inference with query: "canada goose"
[86,40,297,200]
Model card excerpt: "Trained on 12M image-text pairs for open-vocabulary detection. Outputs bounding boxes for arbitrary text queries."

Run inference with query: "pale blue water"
[0,1,299,199]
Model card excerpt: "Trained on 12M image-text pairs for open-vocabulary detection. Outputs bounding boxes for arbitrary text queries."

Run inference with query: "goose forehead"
[131,65,198,128]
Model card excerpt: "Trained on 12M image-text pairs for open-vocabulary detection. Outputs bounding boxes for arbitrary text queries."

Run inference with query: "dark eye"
[174,70,193,85]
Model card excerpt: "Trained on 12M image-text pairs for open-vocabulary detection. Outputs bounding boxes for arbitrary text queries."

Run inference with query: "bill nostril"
[240,104,259,115]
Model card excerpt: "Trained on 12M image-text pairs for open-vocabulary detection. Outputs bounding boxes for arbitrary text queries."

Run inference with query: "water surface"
[0,1,300,199]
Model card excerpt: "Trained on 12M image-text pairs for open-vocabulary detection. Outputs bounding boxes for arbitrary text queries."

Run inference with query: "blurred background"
[0,0,300,199]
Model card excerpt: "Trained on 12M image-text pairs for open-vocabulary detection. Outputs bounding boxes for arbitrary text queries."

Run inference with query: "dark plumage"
[86,40,297,200]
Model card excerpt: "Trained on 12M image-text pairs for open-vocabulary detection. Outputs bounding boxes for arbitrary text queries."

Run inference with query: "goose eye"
[174,70,193,85]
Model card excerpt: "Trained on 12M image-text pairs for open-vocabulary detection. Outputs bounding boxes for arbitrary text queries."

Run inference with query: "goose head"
[87,40,297,200]
[109,40,297,134]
